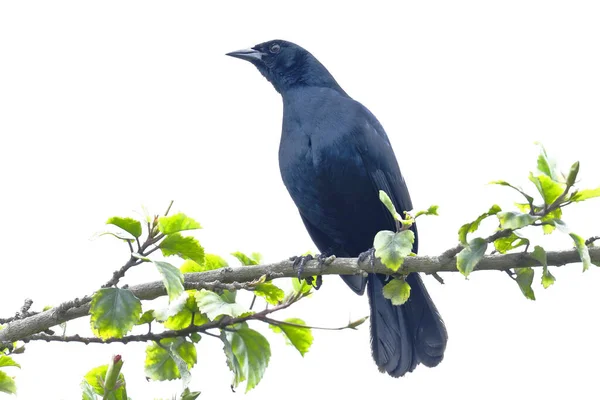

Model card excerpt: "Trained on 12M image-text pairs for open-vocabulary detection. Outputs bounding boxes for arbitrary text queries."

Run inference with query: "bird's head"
[227,40,344,94]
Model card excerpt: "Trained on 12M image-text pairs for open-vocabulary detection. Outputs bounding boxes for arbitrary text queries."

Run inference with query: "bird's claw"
[290,254,314,281]
[290,253,332,290]
[358,248,376,272]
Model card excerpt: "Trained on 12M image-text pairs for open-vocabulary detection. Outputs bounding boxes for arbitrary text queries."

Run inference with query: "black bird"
[227,40,447,377]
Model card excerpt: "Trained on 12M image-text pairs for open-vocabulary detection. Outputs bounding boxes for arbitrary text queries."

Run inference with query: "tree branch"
[1,247,598,346]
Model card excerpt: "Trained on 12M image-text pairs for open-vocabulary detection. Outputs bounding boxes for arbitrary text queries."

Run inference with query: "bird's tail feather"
[367,273,447,377]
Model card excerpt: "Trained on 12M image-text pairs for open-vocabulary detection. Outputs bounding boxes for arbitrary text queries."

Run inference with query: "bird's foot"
[358,248,376,272]
[290,253,334,290]
[290,254,314,281]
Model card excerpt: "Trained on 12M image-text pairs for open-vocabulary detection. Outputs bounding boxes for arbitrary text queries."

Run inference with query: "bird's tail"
[367,272,447,377]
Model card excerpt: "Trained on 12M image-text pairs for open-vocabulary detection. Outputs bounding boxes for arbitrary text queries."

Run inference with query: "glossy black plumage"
[228,40,447,376]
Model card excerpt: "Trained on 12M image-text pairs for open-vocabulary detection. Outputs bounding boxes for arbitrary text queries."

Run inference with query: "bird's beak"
[226,48,265,62]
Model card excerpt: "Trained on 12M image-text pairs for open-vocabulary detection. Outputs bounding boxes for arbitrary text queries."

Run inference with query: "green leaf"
[81,380,96,400]
[531,245,555,288]
[570,233,591,272]
[153,261,185,302]
[194,290,247,320]
[456,238,487,277]
[83,364,127,399]
[253,282,285,305]
[374,229,415,272]
[489,180,534,204]
[497,211,539,230]
[458,204,502,245]
[379,190,403,221]
[136,310,155,325]
[190,332,202,344]
[571,187,600,202]
[529,173,565,205]
[181,388,202,400]
[231,251,259,266]
[493,232,529,254]
[158,213,202,235]
[382,278,411,306]
[515,267,536,300]
[0,370,16,395]
[269,318,313,356]
[414,205,439,219]
[566,161,580,187]
[291,278,312,296]
[180,254,228,273]
[145,338,197,381]
[0,355,20,368]
[535,142,559,181]
[90,288,141,339]
[222,327,271,393]
[164,292,208,330]
[540,208,562,234]
[166,341,192,389]
[160,233,205,265]
[549,218,571,234]
[106,216,142,238]
[347,316,369,329]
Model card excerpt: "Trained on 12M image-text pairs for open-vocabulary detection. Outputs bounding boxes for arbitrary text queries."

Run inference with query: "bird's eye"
[269,43,281,54]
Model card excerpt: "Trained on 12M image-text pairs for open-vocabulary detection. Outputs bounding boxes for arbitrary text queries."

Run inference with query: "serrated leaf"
[81,380,96,400]
[571,187,600,202]
[145,338,197,381]
[497,211,539,230]
[160,233,205,265]
[231,251,259,266]
[158,213,202,235]
[489,180,534,204]
[253,282,285,305]
[0,370,16,395]
[222,327,271,393]
[90,288,141,339]
[153,261,185,302]
[570,233,591,271]
[269,318,313,356]
[414,205,439,219]
[379,190,403,221]
[153,292,188,322]
[493,232,529,254]
[382,278,411,305]
[531,245,555,288]
[515,267,536,300]
[194,290,247,320]
[83,364,127,399]
[566,161,580,187]
[456,238,487,277]
[167,342,192,389]
[374,229,415,272]
[164,292,208,330]
[529,173,565,205]
[0,355,20,369]
[458,204,502,244]
[106,216,142,238]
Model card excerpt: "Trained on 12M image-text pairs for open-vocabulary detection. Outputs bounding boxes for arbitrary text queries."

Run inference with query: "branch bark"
[1,247,598,345]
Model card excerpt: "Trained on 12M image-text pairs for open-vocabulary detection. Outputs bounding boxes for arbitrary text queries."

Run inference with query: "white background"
[1,1,599,399]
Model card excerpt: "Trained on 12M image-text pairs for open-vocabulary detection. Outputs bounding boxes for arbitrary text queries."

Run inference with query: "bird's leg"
[358,247,376,273]
[290,254,314,281]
